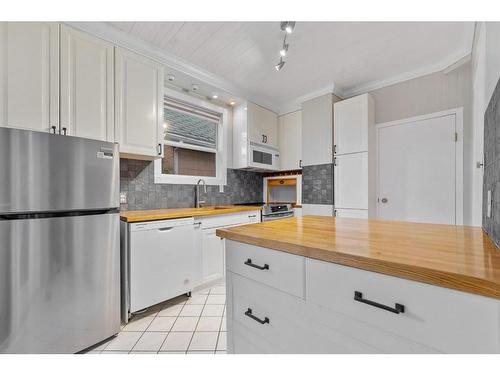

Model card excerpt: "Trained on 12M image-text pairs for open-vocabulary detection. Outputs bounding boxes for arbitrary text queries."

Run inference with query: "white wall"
[485,22,500,104]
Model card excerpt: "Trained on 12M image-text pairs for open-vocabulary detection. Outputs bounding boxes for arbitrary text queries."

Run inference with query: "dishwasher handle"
[158,227,174,232]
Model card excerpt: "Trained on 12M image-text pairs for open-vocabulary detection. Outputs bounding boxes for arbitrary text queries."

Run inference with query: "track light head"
[280,21,296,34]
[275,58,285,71]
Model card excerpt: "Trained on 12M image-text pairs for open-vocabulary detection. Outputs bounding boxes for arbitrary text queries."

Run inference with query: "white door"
[334,94,370,155]
[377,113,458,224]
[115,47,164,157]
[0,22,59,133]
[334,152,368,209]
[60,25,114,141]
[278,111,302,170]
[202,228,225,283]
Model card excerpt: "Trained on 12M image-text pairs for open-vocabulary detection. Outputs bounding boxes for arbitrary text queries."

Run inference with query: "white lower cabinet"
[201,228,225,284]
[226,241,500,354]
[301,204,333,216]
[334,208,368,218]
[198,210,261,286]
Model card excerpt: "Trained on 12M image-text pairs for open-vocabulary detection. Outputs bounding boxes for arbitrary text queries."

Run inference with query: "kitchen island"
[216,216,500,353]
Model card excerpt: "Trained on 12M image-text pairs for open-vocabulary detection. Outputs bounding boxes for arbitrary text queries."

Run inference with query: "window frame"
[154,88,228,186]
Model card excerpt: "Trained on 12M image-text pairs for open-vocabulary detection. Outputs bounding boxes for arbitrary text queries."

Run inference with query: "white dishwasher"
[129,217,201,313]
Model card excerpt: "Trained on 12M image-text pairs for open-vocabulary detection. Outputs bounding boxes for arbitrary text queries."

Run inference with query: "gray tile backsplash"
[483,77,500,247]
[302,163,334,205]
[120,159,264,210]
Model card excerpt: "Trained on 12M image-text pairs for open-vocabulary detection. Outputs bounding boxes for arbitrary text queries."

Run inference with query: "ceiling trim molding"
[341,48,472,98]
[66,22,282,112]
[277,83,344,115]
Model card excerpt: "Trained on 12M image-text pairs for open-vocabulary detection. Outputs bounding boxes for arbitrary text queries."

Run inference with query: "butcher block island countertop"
[120,205,262,223]
[216,215,500,299]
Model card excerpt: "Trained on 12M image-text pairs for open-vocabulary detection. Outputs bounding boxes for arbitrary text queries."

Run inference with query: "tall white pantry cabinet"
[333,93,374,218]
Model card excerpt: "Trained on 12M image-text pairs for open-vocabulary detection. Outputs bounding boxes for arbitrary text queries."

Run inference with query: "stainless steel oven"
[262,204,294,221]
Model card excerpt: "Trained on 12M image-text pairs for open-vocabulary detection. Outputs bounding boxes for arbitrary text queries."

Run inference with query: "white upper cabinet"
[60,25,114,141]
[333,93,374,155]
[247,102,278,147]
[278,111,302,170]
[115,47,164,158]
[0,22,59,133]
[301,93,341,166]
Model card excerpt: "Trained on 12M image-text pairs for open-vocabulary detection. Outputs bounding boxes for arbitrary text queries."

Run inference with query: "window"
[154,89,228,186]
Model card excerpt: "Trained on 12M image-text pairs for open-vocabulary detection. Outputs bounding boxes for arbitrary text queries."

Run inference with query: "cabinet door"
[115,47,164,158]
[333,94,371,155]
[60,25,114,141]
[0,22,59,133]
[334,208,368,218]
[248,102,278,147]
[278,111,302,170]
[334,152,368,209]
[301,94,335,166]
[202,228,225,283]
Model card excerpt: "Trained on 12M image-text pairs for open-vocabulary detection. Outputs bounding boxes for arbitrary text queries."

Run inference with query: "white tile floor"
[87,283,227,354]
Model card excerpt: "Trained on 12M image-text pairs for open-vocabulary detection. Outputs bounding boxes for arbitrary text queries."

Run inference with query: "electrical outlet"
[120,192,128,204]
[487,190,492,218]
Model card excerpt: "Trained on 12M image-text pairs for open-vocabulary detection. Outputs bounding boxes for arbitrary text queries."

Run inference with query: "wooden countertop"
[120,205,262,223]
[216,216,500,299]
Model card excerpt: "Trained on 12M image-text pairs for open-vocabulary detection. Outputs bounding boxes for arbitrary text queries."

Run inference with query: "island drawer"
[305,258,500,353]
[228,272,380,353]
[226,241,304,298]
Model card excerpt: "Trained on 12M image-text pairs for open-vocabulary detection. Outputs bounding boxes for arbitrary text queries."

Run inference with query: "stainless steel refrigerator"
[0,127,121,353]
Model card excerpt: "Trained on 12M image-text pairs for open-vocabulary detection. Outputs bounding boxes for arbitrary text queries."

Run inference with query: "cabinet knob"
[61,127,67,135]
[381,198,388,204]
[50,126,57,134]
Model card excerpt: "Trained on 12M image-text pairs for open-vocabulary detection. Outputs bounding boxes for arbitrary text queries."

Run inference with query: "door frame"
[374,107,464,225]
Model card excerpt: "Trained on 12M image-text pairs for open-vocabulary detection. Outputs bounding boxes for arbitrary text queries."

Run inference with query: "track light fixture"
[275,22,295,72]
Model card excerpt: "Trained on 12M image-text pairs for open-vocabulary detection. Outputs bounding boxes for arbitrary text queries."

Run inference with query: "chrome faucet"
[195,179,207,208]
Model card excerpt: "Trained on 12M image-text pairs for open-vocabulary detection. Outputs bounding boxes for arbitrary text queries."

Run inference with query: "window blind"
[164,96,221,150]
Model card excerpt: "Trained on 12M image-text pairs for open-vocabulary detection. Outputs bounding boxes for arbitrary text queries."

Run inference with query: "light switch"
[487,190,492,218]
[120,192,128,204]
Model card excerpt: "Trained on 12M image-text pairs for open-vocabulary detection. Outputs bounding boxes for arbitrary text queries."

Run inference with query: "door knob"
[381,198,388,203]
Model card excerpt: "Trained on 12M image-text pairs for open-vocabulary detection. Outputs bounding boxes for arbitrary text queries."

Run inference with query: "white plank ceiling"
[108,22,474,112]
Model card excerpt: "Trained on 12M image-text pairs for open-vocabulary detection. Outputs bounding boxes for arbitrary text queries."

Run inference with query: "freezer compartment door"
[0,127,119,213]
[0,213,120,353]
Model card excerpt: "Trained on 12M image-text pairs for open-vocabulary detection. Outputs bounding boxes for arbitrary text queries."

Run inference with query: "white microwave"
[248,142,280,170]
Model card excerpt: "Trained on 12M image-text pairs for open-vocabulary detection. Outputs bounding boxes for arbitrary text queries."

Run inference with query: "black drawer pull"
[245,308,269,324]
[354,291,405,314]
[244,258,269,270]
